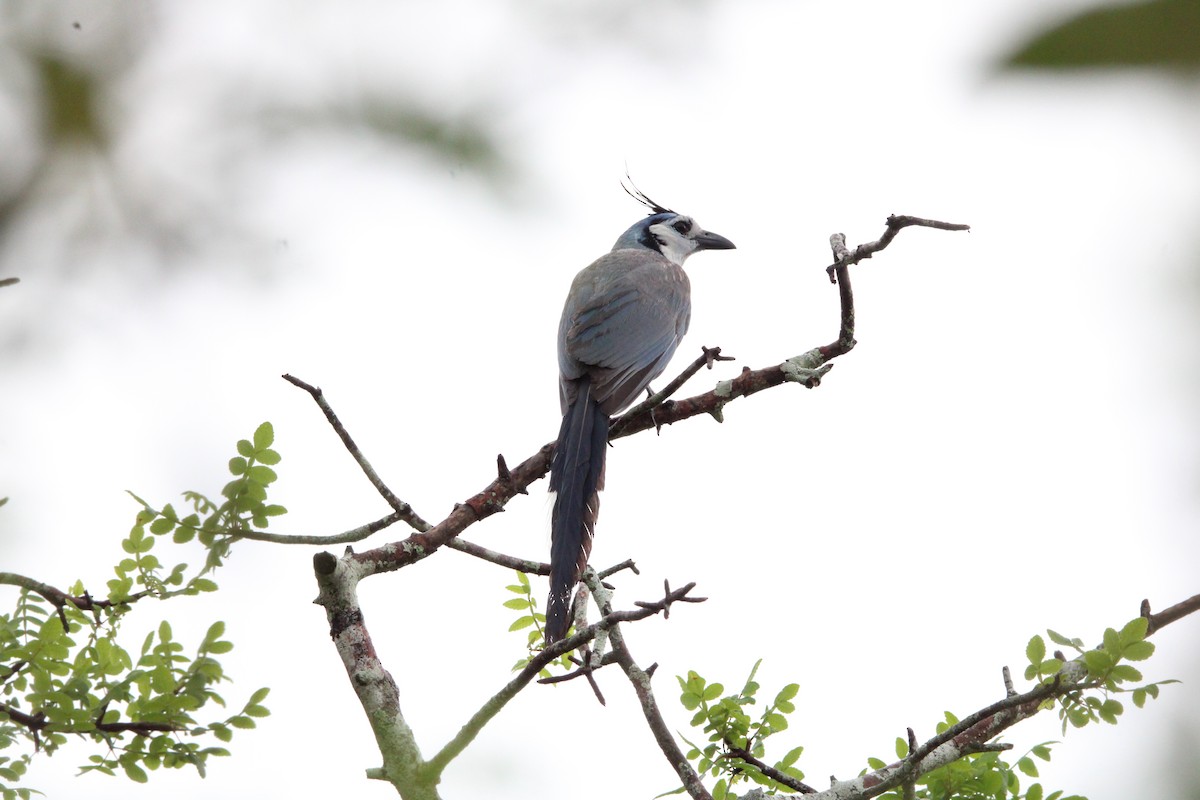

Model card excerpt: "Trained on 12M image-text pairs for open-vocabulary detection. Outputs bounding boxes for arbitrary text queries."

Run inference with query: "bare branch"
[580,572,712,800]
[282,374,432,532]
[1142,592,1200,635]
[416,579,703,782]
[824,215,970,277]
[299,217,967,578]
[231,510,407,545]
[611,346,734,437]
[445,538,548,574]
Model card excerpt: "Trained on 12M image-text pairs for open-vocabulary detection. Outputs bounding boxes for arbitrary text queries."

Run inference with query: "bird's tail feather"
[546,378,609,643]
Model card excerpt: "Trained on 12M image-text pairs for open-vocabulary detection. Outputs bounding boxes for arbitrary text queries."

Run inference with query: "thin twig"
[584,572,711,800]
[282,374,432,532]
[421,580,703,780]
[611,347,733,437]
[445,538,548,574]
[825,215,970,277]
[230,510,406,545]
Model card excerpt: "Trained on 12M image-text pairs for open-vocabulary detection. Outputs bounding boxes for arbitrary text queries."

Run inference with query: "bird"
[546,191,735,643]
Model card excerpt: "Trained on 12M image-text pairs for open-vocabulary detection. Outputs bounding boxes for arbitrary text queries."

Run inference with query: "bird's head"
[612,212,736,266]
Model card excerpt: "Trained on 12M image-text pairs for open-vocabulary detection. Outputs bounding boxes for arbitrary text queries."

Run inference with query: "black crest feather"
[621,172,675,216]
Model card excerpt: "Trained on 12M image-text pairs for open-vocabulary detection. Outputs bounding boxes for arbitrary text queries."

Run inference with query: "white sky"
[2,1,1199,799]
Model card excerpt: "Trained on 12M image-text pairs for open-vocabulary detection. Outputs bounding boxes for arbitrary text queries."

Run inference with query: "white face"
[648,216,701,266]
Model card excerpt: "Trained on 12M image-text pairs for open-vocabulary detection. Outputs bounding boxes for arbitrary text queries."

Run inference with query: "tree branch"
[283,374,433,532]
[0,702,185,737]
[313,540,703,795]
[0,571,149,629]
[301,216,968,580]
[582,571,712,800]
[725,744,817,794]
[228,510,406,546]
[754,591,1199,800]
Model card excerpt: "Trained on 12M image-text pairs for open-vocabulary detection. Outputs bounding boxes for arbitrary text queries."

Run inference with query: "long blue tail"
[546,378,609,643]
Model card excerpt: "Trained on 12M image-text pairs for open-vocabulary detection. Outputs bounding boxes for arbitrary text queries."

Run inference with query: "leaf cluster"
[867,730,1081,800]
[673,660,803,799]
[0,423,280,796]
[1024,617,1175,733]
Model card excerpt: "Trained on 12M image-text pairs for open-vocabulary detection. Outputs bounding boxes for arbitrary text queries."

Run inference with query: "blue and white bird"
[547,194,735,643]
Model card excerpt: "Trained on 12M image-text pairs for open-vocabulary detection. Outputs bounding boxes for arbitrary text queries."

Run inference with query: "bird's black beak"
[695,229,736,251]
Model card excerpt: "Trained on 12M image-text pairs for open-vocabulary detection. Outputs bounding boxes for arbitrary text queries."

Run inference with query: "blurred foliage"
[1004,0,1200,72]
[0,1,509,282]
[0,423,281,796]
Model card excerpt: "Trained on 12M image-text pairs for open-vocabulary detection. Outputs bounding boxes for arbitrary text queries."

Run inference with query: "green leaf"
[122,761,148,783]
[249,687,271,704]
[1123,641,1155,661]
[1018,756,1039,777]
[247,465,277,485]
[1119,616,1148,646]
[1098,698,1123,724]
[1027,782,1045,800]
[1046,629,1078,648]
[255,449,281,466]
[1110,664,1143,683]
[1082,649,1112,676]
[502,598,529,610]
[778,746,803,769]
[253,422,274,450]
[1032,743,1054,761]
[508,616,535,631]
[1102,627,1120,655]
[228,457,248,476]
[702,683,724,702]
[149,516,175,535]
[1026,635,1046,665]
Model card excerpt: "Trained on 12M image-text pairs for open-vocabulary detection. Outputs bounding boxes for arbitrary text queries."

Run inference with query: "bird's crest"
[621,173,675,217]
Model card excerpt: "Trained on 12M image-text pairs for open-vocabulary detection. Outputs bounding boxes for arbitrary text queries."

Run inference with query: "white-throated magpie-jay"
[547,195,735,643]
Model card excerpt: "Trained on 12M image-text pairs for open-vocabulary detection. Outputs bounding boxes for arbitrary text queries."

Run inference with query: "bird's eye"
[672,220,690,234]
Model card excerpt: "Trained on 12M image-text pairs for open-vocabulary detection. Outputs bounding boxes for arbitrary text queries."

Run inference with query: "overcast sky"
[2,1,1199,799]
